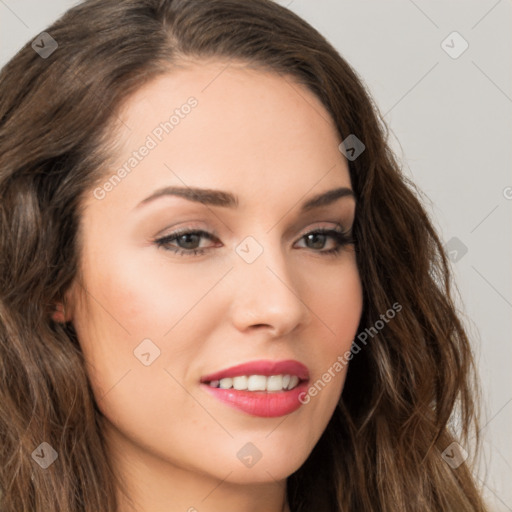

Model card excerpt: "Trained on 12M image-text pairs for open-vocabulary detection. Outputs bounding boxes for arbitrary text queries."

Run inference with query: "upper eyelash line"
[153,227,354,256]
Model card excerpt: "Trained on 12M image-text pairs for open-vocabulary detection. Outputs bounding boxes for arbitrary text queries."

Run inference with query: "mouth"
[205,373,302,392]
[200,359,310,418]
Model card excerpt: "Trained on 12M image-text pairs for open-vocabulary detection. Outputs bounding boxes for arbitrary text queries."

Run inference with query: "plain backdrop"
[1,0,511,510]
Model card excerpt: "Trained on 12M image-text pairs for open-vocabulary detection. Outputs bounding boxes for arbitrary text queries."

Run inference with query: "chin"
[200,437,313,485]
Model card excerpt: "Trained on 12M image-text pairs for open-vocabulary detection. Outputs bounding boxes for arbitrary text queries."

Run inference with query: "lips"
[200,359,310,418]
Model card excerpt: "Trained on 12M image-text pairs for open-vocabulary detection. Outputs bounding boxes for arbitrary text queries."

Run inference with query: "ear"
[51,301,68,323]
[51,281,80,323]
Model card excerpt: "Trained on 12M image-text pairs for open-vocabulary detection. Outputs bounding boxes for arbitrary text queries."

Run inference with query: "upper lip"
[200,359,310,383]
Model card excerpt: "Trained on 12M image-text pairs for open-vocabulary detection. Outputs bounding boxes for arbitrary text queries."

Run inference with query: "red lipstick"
[200,359,310,418]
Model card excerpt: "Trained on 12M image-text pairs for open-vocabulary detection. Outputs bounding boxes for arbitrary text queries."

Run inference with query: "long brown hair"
[0,0,488,510]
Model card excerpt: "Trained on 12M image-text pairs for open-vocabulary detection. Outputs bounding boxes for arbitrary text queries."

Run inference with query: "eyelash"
[154,226,354,258]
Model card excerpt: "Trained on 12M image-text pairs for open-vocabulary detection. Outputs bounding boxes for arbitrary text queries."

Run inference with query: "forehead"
[88,59,351,212]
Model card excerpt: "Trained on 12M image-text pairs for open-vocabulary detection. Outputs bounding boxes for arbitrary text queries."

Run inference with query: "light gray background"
[1,0,511,509]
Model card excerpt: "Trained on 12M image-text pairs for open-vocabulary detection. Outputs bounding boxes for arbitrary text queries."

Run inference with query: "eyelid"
[155,221,351,243]
[153,221,354,257]
[155,227,219,246]
[297,224,355,247]
[298,221,350,236]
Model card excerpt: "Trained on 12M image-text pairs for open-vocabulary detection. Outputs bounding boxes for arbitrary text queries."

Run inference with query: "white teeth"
[266,374,283,391]
[219,377,232,389]
[247,375,267,391]
[207,374,301,392]
[232,375,248,390]
[288,375,299,389]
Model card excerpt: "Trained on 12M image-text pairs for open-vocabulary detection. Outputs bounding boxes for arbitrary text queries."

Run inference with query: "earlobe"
[51,302,68,323]
[51,282,79,323]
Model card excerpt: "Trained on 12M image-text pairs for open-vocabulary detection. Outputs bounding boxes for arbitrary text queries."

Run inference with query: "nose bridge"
[229,232,307,334]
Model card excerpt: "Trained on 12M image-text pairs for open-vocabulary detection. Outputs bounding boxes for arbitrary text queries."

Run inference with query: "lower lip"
[201,381,309,418]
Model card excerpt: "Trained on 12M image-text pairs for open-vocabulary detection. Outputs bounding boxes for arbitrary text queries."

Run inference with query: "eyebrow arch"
[135,185,355,211]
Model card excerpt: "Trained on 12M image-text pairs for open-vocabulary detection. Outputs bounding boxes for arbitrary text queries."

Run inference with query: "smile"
[207,374,301,392]
[200,359,310,418]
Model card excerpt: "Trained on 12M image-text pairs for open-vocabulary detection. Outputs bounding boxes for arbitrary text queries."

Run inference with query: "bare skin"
[58,59,363,512]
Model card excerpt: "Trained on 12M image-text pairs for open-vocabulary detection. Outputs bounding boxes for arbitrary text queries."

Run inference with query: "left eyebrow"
[134,185,355,211]
[300,186,355,212]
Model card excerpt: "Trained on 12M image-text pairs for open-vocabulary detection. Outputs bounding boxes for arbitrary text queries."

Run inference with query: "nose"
[227,236,310,337]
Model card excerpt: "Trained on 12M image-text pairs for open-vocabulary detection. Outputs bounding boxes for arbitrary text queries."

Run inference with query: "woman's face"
[67,59,362,488]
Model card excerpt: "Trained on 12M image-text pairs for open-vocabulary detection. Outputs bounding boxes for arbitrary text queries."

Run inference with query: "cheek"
[295,256,362,418]
[70,244,227,403]
[75,243,221,342]
[306,255,363,348]
[71,259,206,450]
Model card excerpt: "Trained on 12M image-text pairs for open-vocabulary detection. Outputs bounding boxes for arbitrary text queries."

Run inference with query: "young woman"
[0,0,488,510]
